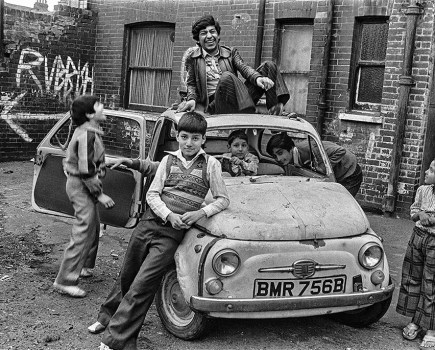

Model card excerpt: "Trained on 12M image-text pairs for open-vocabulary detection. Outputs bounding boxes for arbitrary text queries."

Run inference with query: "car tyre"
[156,267,208,340]
[329,280,393,327]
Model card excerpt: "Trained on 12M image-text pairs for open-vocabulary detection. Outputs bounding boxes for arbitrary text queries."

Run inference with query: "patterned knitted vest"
[160,154,210,215]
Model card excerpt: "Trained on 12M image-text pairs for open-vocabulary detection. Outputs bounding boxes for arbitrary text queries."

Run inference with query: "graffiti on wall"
[1,49,94,142]
[1,92,63,142]
[16,48,94,98]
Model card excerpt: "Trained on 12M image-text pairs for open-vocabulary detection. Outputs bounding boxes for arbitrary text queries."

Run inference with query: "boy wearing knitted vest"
[98,111,230,350]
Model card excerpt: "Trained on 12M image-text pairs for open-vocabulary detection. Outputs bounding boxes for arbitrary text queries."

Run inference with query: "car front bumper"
[190,283,394,314]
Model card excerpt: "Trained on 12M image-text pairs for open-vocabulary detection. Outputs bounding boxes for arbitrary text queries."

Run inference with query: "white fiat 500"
[32,108,393,341]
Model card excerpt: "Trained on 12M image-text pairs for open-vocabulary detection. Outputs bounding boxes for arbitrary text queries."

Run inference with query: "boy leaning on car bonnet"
[53,95,115,298]
[88,111,229,350]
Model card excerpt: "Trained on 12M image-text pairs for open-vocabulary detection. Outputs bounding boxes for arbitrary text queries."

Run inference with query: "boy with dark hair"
[266,132,363,197]
[398,159,435,349]
[97,111,229,350]
[178,14,290,115]
[53,95,115,298]
[220,129,259,176]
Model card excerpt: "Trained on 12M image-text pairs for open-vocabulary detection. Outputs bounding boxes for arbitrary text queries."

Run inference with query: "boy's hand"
[420,212,435,226]
[167,213,190,230]
[256,76,274,91]
[177,100,195,112]
[107,157,131,169]
[97,193,115,209]
[231,156,243,165]
[181,209,206,226]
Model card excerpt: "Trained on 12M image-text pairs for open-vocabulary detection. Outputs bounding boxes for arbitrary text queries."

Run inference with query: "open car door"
[32,110,151,228]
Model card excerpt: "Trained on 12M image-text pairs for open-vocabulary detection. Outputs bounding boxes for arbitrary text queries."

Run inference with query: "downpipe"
[383,1,422,214]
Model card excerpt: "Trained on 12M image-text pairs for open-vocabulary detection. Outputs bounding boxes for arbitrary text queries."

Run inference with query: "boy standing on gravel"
[53,95,115,298]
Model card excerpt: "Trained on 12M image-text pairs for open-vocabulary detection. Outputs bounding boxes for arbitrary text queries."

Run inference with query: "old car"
[32,108,394,340]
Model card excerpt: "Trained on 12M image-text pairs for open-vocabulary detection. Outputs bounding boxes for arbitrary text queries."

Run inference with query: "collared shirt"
[411,185,435,234]
[146,148,230,221]
[202,48,222,97]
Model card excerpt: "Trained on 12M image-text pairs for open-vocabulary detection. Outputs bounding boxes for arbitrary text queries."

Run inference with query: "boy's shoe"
[53,282,86,298]
[88,321,106,334]
[99,342,114,350]
[80,268,93,278]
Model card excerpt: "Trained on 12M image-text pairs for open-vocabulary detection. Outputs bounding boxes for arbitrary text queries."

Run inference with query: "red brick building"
[1,0,434,216]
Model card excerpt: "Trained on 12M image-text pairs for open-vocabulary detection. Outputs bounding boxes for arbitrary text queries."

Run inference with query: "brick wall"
[2,0,434,215]
[0,4,97,161]
[324,0,434,214]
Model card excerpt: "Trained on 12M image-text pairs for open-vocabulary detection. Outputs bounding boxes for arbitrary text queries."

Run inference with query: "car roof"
[161,109,317,134]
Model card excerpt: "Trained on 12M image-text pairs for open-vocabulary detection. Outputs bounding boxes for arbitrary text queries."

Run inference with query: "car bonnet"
[200,176,370,240]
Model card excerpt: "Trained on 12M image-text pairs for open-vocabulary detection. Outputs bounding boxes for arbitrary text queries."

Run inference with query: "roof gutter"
[383,1,422,214]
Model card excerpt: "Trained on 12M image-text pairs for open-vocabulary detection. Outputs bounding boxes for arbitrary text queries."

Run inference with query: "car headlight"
[212,249,240,276]
[358,243,383,269]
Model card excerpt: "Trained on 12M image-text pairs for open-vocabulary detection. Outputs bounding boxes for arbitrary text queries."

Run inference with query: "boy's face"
[425,160,435,185]
[88,101,105,122]
[271,147,293,166]
[229,137,249,159]
[198,25,219,54]
[176,130,206,161]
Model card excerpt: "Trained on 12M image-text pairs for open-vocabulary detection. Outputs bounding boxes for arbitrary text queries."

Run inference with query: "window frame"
[273,19,314,115]
[122,22,175,112]
[348,16,389,112]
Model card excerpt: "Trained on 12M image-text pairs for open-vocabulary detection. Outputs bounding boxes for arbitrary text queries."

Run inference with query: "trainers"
[80,268,93,278]
[88,321,106,334]
[99,342,114,350]
[53,282,86,298]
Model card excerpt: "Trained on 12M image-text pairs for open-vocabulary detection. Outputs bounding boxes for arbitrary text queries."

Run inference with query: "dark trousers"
[212,61,290,114]
[339,164,363,197]
[99,219,185,350]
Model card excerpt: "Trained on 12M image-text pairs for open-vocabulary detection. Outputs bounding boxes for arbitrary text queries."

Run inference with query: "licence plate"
[254,275,346,298]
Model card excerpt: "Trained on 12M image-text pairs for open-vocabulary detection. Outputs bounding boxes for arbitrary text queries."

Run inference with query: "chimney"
[34,0,49,11]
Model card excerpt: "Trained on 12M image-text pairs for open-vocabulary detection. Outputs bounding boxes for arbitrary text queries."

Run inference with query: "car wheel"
[330,285,393,328]
[155,267,208,340]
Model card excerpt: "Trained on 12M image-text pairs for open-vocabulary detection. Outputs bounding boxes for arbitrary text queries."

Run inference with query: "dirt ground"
[0,161,422,350]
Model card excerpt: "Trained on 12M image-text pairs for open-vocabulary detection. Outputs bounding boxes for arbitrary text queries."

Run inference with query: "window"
[349,17,389,112]
[276,22,313,115]
[126,24,175,111]
[50,115,140,158]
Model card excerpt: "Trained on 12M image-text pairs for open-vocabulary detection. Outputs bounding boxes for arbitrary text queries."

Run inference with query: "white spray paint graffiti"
[0,93,63,142]
[1,49,93,142]
[16,48,94,98]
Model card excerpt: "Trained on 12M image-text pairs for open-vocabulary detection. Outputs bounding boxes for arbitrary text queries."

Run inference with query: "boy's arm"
[410,186,435,226]
[107,157,160,177]
[241,153,259,175]
[131,158,160,176]
[77,131,103,197]
[410,186,423,221]
[202,156,230,217]
[145,156,172,221]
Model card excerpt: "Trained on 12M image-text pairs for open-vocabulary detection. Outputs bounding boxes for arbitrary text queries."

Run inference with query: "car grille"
[293,260,316,278]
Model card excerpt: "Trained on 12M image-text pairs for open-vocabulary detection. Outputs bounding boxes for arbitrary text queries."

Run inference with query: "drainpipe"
[0,0,4,67]
[316,0,333,136]
[254,0,266,68]
[383,1,422,214]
